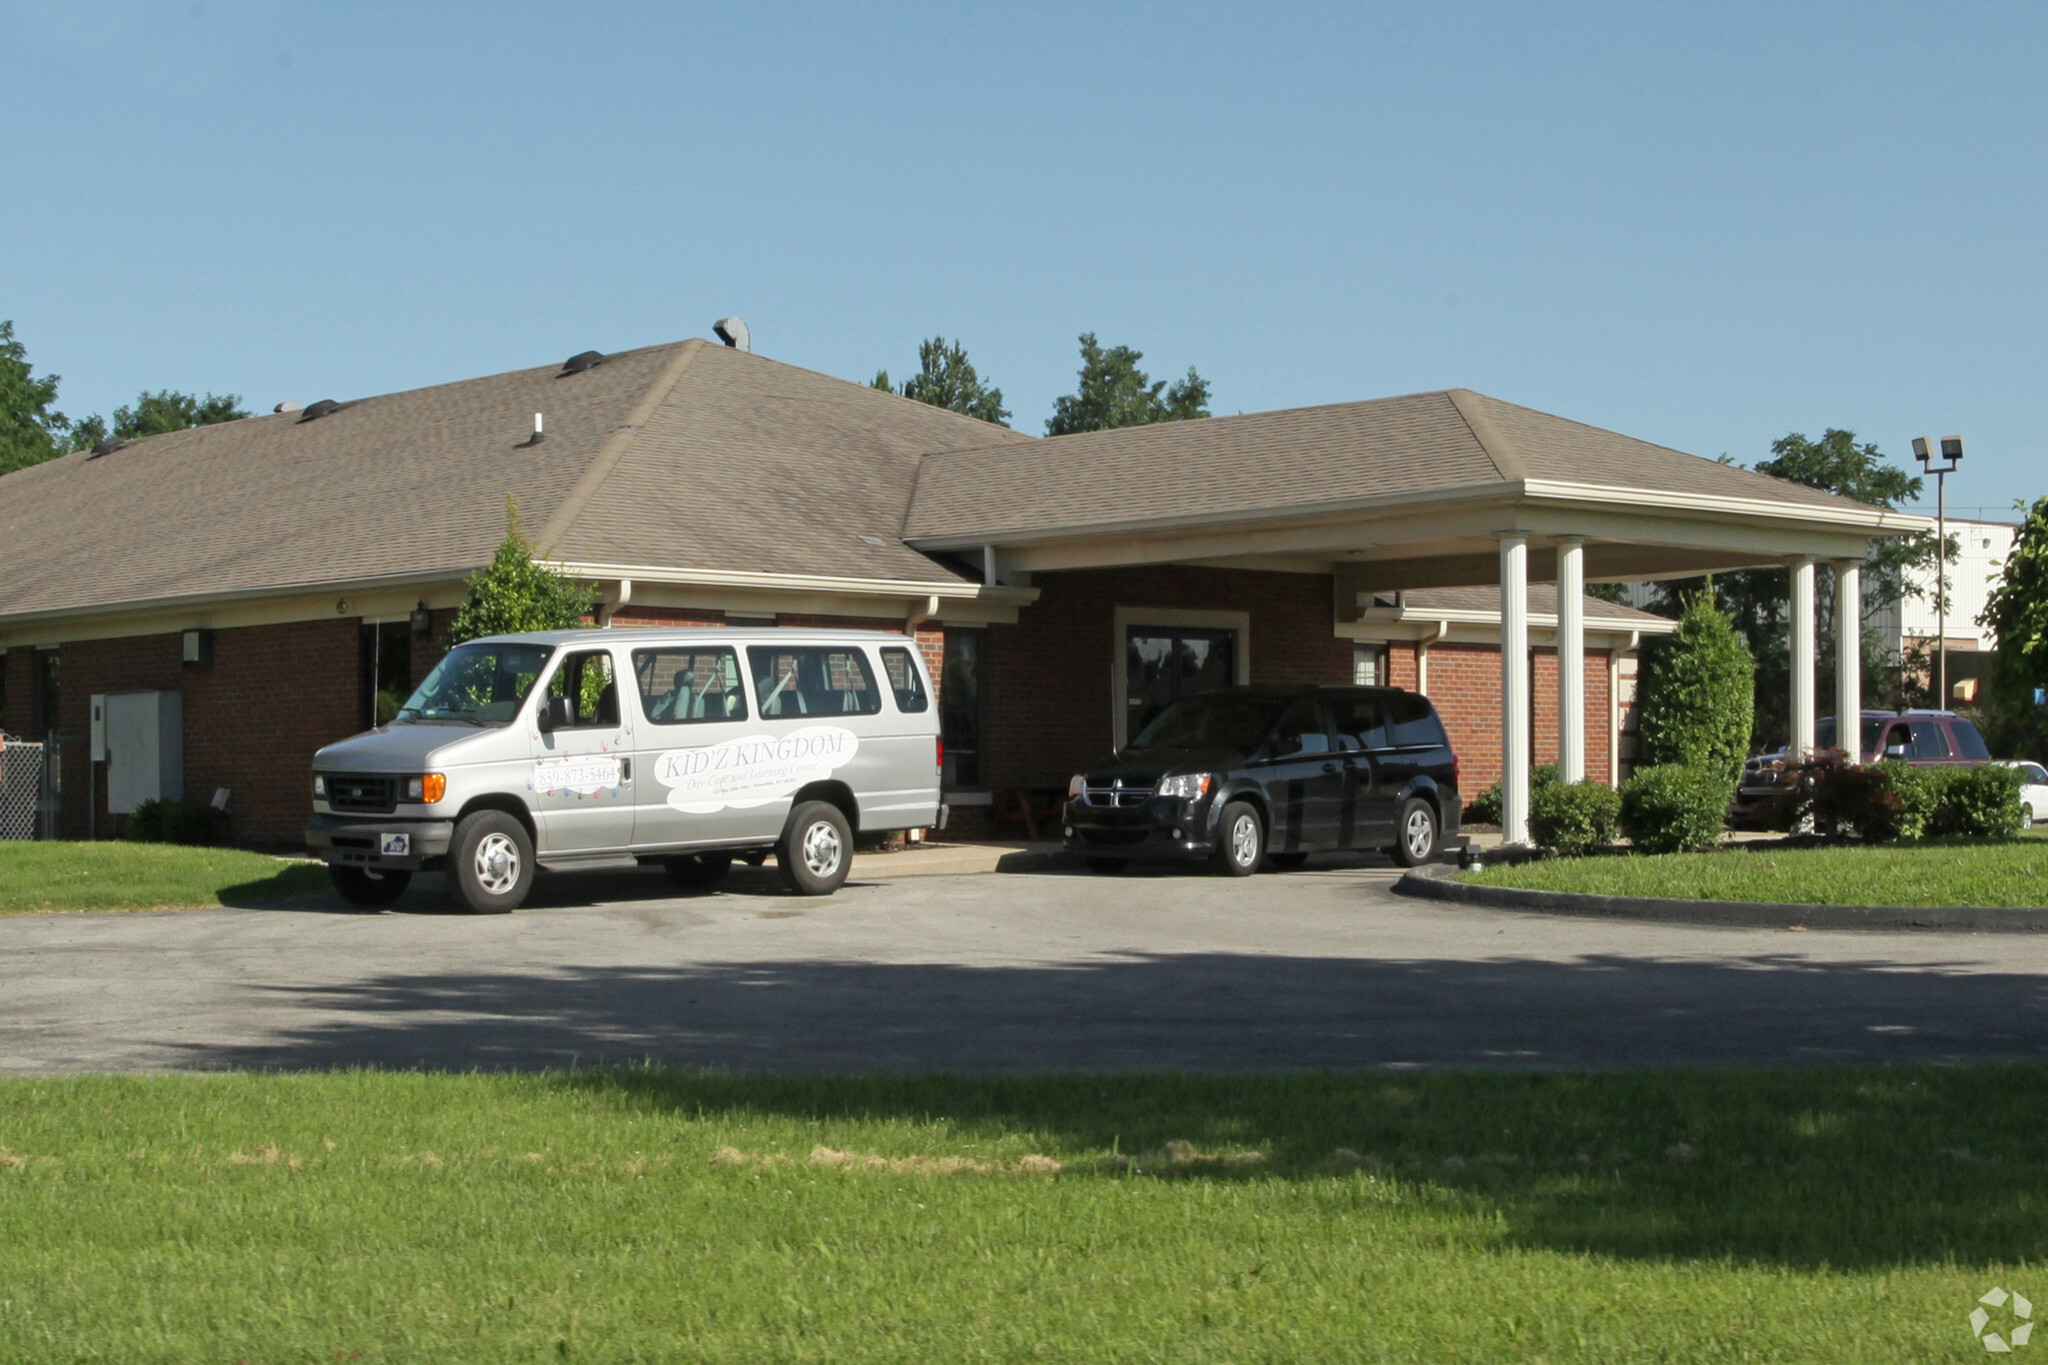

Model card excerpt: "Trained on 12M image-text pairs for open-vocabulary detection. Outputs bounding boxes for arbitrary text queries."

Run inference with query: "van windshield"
[1127,692,1283,754]
[395,643,553,725]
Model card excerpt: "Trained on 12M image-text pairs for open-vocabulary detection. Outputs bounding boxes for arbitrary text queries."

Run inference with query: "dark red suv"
[1732,709,1992,823]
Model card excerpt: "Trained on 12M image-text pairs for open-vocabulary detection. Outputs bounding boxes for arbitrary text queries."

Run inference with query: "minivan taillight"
[1450,753,1460,787]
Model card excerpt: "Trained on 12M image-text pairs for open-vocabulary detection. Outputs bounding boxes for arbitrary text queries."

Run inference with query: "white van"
[305,628,941,912]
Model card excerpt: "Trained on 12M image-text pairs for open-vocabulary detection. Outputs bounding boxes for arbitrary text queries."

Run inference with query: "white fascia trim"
[1518,480,1932,534]
[554,561,1036,605]
[1358,605,1681,634]
[0,566,474,631]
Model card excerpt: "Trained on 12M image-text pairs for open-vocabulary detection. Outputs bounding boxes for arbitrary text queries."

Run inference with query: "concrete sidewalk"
[849,840,1060,879]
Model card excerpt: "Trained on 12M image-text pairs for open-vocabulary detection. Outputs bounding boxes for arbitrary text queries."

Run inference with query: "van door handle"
[619,758,631,781]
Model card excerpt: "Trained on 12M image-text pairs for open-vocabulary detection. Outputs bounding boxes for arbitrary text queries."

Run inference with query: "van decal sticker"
[533,755,624,796]
[655,725,859,812]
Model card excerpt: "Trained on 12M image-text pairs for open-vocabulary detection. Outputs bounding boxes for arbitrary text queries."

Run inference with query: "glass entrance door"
[1126,626,1236,739]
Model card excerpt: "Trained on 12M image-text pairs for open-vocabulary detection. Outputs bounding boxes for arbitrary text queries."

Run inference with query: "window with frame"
[634,647,746,725]
[1352,644,1388,687]
[941,630,983,787]
[543,650,620,728]
[878,646,929,713]
[747,646,881,718]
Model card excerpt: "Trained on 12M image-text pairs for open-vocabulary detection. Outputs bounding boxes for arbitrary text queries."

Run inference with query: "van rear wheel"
[450,809,534,914]
[778,801,852,896]
[329,865,410,907]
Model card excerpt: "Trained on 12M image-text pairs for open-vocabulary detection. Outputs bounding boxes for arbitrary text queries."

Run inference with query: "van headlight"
[1157,772,1213,800]
[406,774,447,804]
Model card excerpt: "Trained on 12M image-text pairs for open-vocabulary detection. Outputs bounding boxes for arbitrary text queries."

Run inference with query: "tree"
[0,320,73,476]
[1634,593,1756,788]
[1045,332,1210,435]
[872,338,1010,426]
[1980,495,2048,762]
[1651,429,1946,747]
[449,502,595,645]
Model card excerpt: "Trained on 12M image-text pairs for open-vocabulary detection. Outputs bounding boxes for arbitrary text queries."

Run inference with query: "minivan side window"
[634,647,746,725]
[1328,695,1388,751]
[1907,721,1951,760]
[543,650,619,728]
[748,646,883,717]
[1386,693,1446,748]
[878,646,929,713]
[1270,700,1332,756]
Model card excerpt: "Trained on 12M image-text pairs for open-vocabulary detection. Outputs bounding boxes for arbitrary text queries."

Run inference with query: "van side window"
[1270,701,1331,756]
[1386,693,1446,748]
[633,647,746,725]
[1328,695,1388,751]
[543,651,619,728]
[879,646,929,713]
[748,647,882,718]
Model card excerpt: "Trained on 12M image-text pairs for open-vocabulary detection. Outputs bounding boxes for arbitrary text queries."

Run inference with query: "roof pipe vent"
[517,412,545,448]
[713,317,750,353]
[297,399,345,422]
[273,401,302,414]
[560,350,604,375]
[87,437,129,459]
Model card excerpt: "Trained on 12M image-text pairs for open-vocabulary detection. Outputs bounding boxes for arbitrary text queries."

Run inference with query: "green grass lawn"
[0,841,326,913]
[3,1067,2046,1361]
[1468,834,2048,907]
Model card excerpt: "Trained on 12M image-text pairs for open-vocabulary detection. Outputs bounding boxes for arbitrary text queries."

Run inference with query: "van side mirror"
[537,695,576,733]
[1883,743,1908,760]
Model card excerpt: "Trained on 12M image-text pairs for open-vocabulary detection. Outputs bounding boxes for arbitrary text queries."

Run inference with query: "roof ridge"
[534,339,706,553]
[1445,388,1528,482]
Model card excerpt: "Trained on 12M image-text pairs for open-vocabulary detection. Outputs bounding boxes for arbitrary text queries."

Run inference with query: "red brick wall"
[1420,643,1612,793]
[608,606,729,628]
[51,619,361,847]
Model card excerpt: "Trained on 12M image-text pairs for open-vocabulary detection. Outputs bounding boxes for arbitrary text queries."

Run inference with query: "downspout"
[1609,629,1639,786]
[598,578,632,627]
[1416,619,1450,695]
[905,594,940,637]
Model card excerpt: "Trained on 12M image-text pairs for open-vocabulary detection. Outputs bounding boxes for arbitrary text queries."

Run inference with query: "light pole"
[1911,435,1963,710]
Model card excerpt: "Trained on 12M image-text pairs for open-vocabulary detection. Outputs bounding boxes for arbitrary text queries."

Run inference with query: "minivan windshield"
[1127,691,1283,754]
[395,643,553,725]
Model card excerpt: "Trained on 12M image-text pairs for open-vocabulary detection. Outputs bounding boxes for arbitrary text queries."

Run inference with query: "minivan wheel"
[778,801,852,896]
[329,864,410,907]
[1213,801,1264,877]
[663,852,733,892]
[1392,797,1440,867]
[450,809,534,914]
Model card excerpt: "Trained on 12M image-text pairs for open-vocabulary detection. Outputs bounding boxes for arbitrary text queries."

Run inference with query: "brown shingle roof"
[1398,585,1673,626]
[903,387,1876,542]
[0,340,1026,619]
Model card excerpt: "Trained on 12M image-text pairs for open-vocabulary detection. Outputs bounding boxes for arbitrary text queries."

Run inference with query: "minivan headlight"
[1157,772,1213,800]
[1068,774,1086,798]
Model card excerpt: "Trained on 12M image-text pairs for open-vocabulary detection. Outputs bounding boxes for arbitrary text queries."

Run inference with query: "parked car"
[1061,684,1461,874]
[2003,760,2048,829]
[306,628,942,912]
[1731,710,1994,825]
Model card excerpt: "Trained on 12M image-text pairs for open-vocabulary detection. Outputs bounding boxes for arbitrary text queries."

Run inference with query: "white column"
[1556,537,1586,784]
[1835,560,1862,759]
[1789,557,1817,759]
[1500,534,1531,845]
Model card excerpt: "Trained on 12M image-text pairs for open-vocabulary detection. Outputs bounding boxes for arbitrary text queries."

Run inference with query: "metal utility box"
[104,691,183,814]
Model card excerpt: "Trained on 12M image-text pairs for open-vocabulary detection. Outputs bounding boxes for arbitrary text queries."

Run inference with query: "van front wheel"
[450,809,534,914]
[778,801,852,896]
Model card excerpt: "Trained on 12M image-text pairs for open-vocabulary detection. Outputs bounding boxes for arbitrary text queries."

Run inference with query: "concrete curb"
[1391,861,2048,933]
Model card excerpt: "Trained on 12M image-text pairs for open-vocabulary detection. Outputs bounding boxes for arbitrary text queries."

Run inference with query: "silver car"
[306,628,942,912]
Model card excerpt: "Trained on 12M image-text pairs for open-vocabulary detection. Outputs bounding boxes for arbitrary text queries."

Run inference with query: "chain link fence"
[1,733,48,841]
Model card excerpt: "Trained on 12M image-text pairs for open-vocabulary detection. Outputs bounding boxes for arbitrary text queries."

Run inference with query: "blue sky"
[5,1,2043,517]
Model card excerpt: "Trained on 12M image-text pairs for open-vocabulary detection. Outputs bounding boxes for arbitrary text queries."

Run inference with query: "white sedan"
[2005,761,2048,829]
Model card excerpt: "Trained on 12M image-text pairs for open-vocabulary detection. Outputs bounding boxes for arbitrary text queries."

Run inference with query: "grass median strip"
[3,1066,2046,1361]
[1466,833,2048,908]
[0,841,327,913]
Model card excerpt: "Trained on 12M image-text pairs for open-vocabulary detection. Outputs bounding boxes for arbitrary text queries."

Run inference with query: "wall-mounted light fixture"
[410,601,433,637]
[181,629,214,672]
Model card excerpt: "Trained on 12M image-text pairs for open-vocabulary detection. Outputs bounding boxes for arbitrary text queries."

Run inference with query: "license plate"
[380,833,411,857]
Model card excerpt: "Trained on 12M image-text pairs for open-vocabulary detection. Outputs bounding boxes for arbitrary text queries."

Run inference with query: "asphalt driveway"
[5,860,2048,1074]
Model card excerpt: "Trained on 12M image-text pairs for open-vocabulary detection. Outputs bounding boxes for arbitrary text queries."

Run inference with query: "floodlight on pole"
[1911,434,1963,710]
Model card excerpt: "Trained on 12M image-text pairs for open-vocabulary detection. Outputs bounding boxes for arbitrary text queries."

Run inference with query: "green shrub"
[124,799,216,846]
[1529,779,1622,856]
[1464,763,1558,825]
[1928,764,2025,838]
[1618,764,1728,854]
[1636,596,1755,788]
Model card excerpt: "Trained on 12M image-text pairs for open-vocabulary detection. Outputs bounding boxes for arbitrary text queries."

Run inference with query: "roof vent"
[297,399,345,422]
[87,436,129,459]
[713,317,751,352]
[273,401,302,414]
[560,350,604,375]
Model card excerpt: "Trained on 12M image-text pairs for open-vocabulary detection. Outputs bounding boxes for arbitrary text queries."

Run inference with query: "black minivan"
[1061,685,1461,875]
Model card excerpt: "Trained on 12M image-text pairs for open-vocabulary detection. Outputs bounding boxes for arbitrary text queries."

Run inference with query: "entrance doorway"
[1126,626,1236,739]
